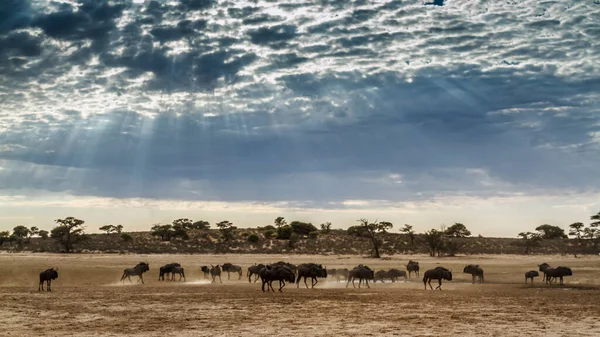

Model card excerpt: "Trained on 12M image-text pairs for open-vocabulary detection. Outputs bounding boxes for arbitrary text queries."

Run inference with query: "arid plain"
[1,253,599,337]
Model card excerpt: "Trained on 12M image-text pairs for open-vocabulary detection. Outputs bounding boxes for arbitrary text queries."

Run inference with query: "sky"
[0,0,599,236]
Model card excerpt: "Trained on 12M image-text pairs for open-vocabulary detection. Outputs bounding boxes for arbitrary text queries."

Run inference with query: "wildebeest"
[210,264,222,284]
[260,265,295,292]
[388,269,407,282]
[171,266,186,281]
[336,268,349,282]
[545,266,572,285]
[463,264,484,284]
[222,263,243,280]
[346,265,374,289]
[200,266,210,279]
[328,268,337,280]
[374,270,390,283]
[271,261,297,273]
[39,268,58,292]
[406,260,420,278]
[538,263,551,282]
[525,270,539,284]
[423,267,452,290]
[247,264,265,283]
[296,263,327,288]
[159,263,181,281]
[120,262,150,284]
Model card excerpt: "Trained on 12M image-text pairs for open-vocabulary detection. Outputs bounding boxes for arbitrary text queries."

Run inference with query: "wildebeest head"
[538,263,551,272]
[50,268,58,280]
[526,270,539,278]
[201,266,210,273]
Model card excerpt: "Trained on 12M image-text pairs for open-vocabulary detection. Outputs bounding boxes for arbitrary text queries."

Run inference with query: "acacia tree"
[569,222,585,243]
[422,229,444,257]
[0,231,10,245]
[27,226,39,243]
[357,219,393,258]
[51,217,86,253]
[99,225,116,234]
[172,218,194,230]
[191,220,210,230]
[401,224,416,246]
[38,230,49,239]
[216,221,236,242]
[518,232,542,255]
[445,223,471,238]
[535,224,567,239]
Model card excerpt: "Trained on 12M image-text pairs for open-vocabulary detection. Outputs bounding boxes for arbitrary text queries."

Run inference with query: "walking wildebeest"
[120,262,150,284]
[171,266,186,281]
[538,263,551,282]
[336,268,349,282]
[463,264,484,284]
[406,260,420,278]
[200,266,210,279]
[374,270,390,283]
[545,266,572,285]
[159,263,181,281]
[260,265,296,292]
[222,263,243,280]
[296,263,327,288]
[210,264,222,284]
[328,268,338,281]
[423,267,452,290]
[271,261,297,273]
[525,270,539,284]
[39,268,58,292]
[388,269,407,282]
[247,264,265,283]
[346,265,374,289]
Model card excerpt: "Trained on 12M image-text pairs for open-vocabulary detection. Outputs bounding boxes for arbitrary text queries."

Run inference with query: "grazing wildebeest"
[222,263,243,280]
[210,264,222,284]
[423,267,452,290]
[120,262,150,284]
[260,265,295,292]
[374,270,390,283]
[538,263,551,282]
[388,269,407,282]
[545,266,572,285]
[171,266,186,281]
[463,264,484,284]
[525,270,539,284]
[247,264,265,283]
[200,266,210,279]
[346,265,374,289]
[406,260,420,278]
[336,268,349,282]
[39,268,58,292]
[159,263,181,281]
[296,263,327,288]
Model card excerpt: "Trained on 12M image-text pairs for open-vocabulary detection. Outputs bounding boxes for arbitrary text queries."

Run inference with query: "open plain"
[0,253,599,337]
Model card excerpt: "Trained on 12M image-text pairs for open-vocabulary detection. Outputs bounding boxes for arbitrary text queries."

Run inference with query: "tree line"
[1,210,598,256]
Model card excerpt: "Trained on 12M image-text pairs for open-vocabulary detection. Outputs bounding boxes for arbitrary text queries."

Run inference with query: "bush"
[308,231,319,239]
[247,234,259,243]
[242,232,249,237]
[277,225,293,240]
[120,233,133,242]
[259,225,276,231]
[264,230,274,239]
[290,221,318,236]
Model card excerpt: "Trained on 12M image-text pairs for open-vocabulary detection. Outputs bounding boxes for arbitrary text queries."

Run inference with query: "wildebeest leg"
[254,274,259,283]
[311,277,318,288]
[261,279,267,292]
[436,279,442,290]
[238,271,242,280]
[428,279,434,290]
[269,280,275,292]
[140,274,145,284]
[219,275,222,284]
[127,275,132,283]
[227,271,230,280]
[472,274,475,284]
[48,280,51,292]
[366,279,370,289]
[279,280,285,292]
[304,276,309,289]
[345,278,351,288]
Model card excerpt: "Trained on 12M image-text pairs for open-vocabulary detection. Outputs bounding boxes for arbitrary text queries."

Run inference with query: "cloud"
[0,0,599,230]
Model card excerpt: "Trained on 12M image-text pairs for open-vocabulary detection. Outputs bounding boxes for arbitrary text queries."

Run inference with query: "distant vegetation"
[1,211,599,256]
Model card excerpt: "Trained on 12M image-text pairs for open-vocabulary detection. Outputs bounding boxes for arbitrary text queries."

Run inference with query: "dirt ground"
[0,253,599,337]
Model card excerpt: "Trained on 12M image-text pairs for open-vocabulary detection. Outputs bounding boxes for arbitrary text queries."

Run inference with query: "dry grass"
[1,253,599,336]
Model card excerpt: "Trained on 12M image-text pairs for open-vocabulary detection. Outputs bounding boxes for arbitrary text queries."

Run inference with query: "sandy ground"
[0,253,599,337]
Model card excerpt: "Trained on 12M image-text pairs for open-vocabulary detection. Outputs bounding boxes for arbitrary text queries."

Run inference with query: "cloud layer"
[0,0,599,220]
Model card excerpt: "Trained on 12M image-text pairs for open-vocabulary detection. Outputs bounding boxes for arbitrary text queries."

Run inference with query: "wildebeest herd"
[36,259,574,292]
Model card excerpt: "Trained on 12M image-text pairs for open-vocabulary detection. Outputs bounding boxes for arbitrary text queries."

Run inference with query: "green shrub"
[247,234,259,243]
[242,232,249,237]
[277,225,293,240]
[120,233,133,242]
[308,231,319,239]
[264,230,274,239]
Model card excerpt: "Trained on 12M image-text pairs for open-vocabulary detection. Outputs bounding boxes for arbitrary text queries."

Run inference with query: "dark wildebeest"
[39,268,58,292]
[406,260,420,278]
[260,265,295,292]
[271,261,297,274]
[200,266,210,279]
[171,266,186,281]
[210,264,222,284]
[247,264,265,283]
[388,269,407,282]
[120,262,150,284]
[545,266,572,285]
[159,263,181,281]
[423,267,452,290]
[296,263,327,288]
[463,264,484,284]
[525,270,539,284]
[222,263,243,280]
[374,270,390,283]
[346,265,374,289]
[538,263,551,282]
